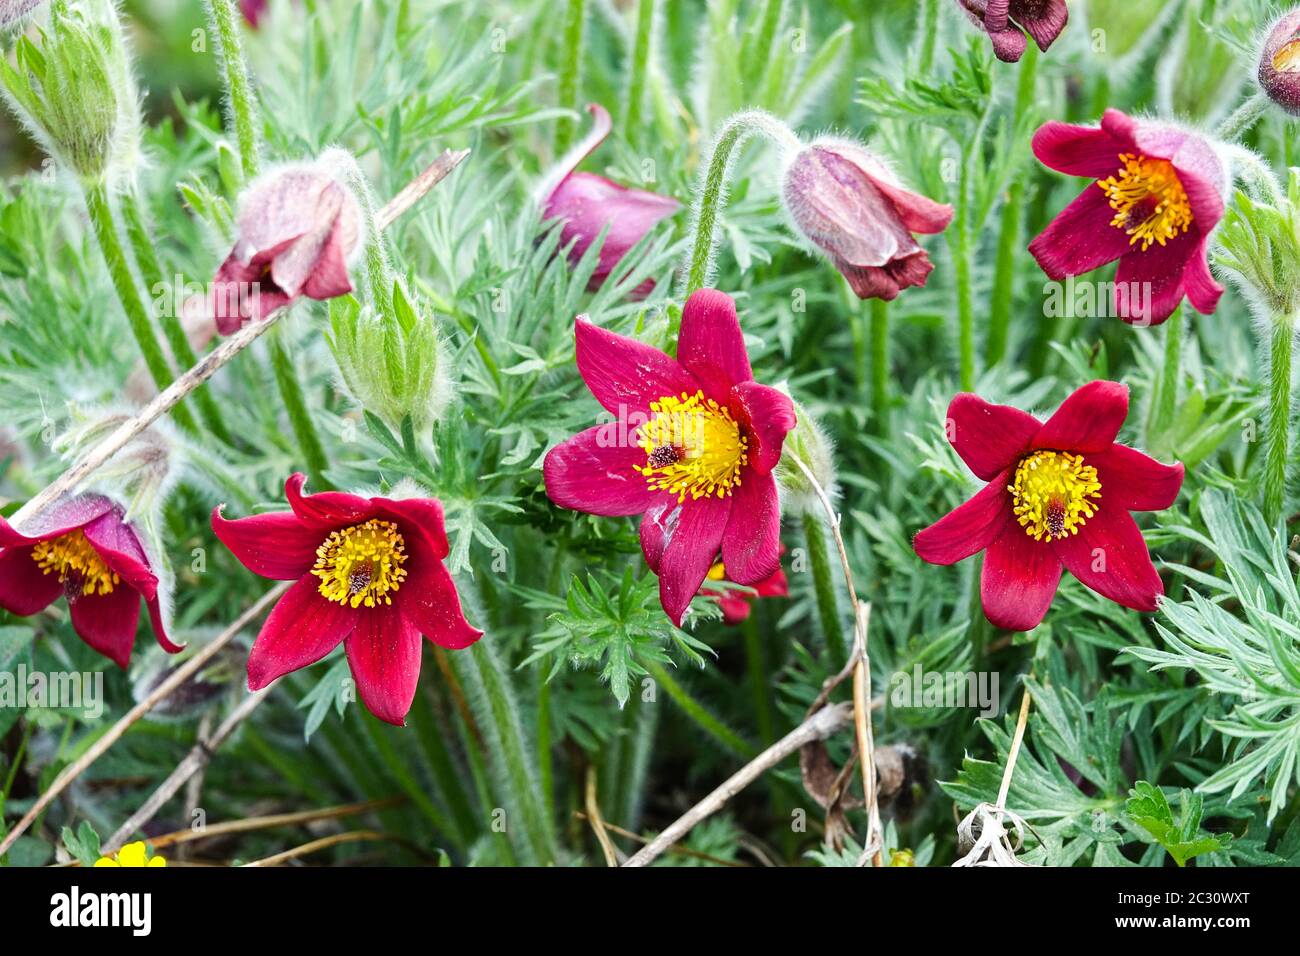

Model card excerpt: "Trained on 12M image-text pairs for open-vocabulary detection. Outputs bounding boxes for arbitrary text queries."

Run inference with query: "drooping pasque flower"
[536,103,681,294]
[956,0,1069,63]
[211,161,362,333]
[543,289,797,625]
[1028,109,1228,325]
[913,381,1183,631]
[1259,8,1300,116]
[94,842,166,867]
[701,551,789,625]
[782,138,954,300]
[0,494,181,669]
[211,474,481,725]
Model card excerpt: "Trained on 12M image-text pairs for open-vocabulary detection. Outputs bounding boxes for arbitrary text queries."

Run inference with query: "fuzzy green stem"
[644,659,757,760]
[1264,315,1295,524]
[84,185,198,435]
[1147,307,1183,443]
[267,330,330,488]
[623,0,656,141]
[917,0,940,73]
[803,511,847,669]
[120,189,235,445]
[207,0,260,179]
[870,298,890,435]
[554,0,587,153]
[952,226,976,391]
[740,615,775,746]
[1216,91,1270,143]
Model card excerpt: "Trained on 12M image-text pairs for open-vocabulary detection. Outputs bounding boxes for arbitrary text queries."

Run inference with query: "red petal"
[345,602,423,726]
[946,393,1040,480]
[657,495,731,626]
[1053,508,1163,611]
[1113,233,1196,326]
[639,500,677,573]
[1027,186,1132,280]
[69,586,141,670]
[720,470,781,585]
[210,505,321,580]
[284,472,374,530]
[81,511,158,600]
[247,576,359,689]
[1090,444,1184,512]
[677,288,752,392]
[1182,236,1223,316]
[981,525,1063,631]
[1020,0,1069,52]
[756,566,789,599]
[1031,121,1127,178]
[143,590,183,654]
[1032,380,1129,454]
[374,497,451,560]
[543,425,660,517]
[732,381,797,475]
[574,319,700,417]
[400,532,483,650]
[0,546,61,616]
[0,494,113,547]
[914,471,1013,565]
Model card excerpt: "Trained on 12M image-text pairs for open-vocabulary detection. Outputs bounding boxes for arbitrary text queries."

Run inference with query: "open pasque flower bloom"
[543,289,797,625]
[0,494,180,668]
[537,103,680,293]
[211,162,361,333]
[956,0,1069,62]
[1259,9,1300,116]
[94,842,165,867]
[1028,109,1228,325]
[913,381,1183,631]
[211,474,481,725]
[782,138,953,300]
[701,552,788,624]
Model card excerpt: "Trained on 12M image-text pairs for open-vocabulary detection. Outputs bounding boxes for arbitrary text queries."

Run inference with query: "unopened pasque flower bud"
[211,159,362,332]
[782,138,953,300]
[328,280,451,433]
[0,0,142,181]
[1259,9,1300,116]
[774,399,837,515]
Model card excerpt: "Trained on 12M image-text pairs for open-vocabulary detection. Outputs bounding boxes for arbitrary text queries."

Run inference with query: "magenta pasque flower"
[957,0,1069,63]
[538,103,681,294]
[1028,109,1228,326]
[211,162,362,333]
[543,289,797,625]
[1259,9,1300,116]
[211,474,481,726]
[240,0,267,28]
[782,138,953,300]
[0,495,181,668]
[914,381,1183,631]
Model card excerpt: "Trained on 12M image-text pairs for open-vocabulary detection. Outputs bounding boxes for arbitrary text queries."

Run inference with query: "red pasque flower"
[913,381,1183,631]
[211,163,361,333]
[956,0,1069,63]
[211,474,481,726]
[701,552,789,625]
[1028,109,1228,326]
[542,288,797,626]
[0,494,181,668]
[538,103,681,294]
[782,138,953,300]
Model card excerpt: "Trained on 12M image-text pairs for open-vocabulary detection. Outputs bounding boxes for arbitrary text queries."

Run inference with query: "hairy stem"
[870,298,890,434]
[1216,91,1269,143]
[1147,307,1183,444]
[267,329,330,489]
[644,659,757,760]
[623,0,656,142]
[803,510,847,668]
[1264,314,1295,524]
[554,0,587,153]
[207,0,261,178]
[917,0,940,74]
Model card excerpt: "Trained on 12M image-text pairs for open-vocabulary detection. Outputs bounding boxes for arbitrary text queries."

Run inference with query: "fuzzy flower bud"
[0,0,43,29]
[782,137,953,300]
[774,400,837,515]
[328,280,451,433]
[0,0,141,182]
[1259,9,1300,116]
[956,0,1069,63]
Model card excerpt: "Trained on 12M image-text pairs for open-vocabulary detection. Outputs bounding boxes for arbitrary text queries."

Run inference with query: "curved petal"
[575,319,700,417]
[0,546,62,616]
[69,586,141,670]
[677,288,752,391]
[210,505,321,580]
[657,495,731,626]
[1113,233,1198,326]
[0,494,114,547]
[550,173,680,286]
[732,381,797,476]
[80,511,159,600]
[1031,120,1127,178]
[1027,185,1132,280]
[143,590,184,654]
[1053,508,1163,611]
[543,425,660,517]
[345,602,423,726]
[861,175,953,234]
[1019,0,1068,51]
[838,250,933,300]
[914,472,1013,565]
[373,497,451,560]
[1032,380,1129,454]
[947,393,1041,480]
[1182,235,1223,316]
[720,470,781,585]
[284,472,374,530]
[1090,444,1184,512]
[247,575,359,690]
[534,103,613,206]
[639,499,679,573]
[400,532,483,650]
[981,525,1063,631]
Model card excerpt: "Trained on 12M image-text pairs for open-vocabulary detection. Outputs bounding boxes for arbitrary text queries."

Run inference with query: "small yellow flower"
[93,842,166,868]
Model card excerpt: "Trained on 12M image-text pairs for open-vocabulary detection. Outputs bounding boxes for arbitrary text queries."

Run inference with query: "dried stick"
[144,798,403,850]
[584,765,619,866]
[240,829,395,867]
[10,148,470,528]
[622,701,853,868]
[572,812,748,867]
[0,582,289,857]
[996,681,1033,814]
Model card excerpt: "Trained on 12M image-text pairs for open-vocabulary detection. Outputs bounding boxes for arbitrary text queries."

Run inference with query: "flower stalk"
[1264,314,1295,524]
[207,0,260,178]
[803,510,847,668]
[622,0,655,141]
[554,0,587,153]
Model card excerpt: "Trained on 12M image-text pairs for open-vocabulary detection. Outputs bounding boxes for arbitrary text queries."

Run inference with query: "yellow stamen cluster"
[31,530,118,596]
[707,561,728,582]
[635,390,748,503]
[1098,153,1193,252]
[312,519,408,608]
[1009,451,1102,542]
